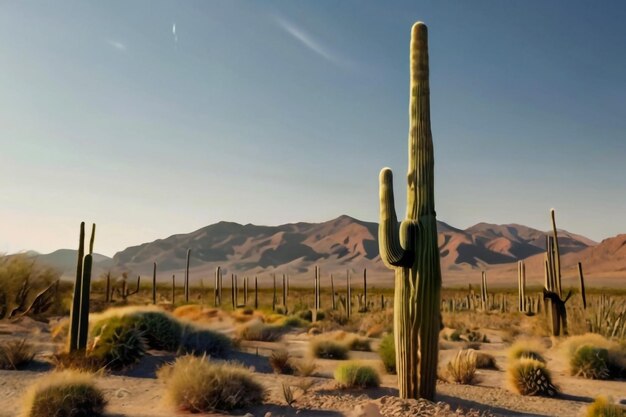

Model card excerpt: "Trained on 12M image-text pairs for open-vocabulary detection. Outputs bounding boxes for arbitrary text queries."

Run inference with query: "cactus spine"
[377,22,442,400]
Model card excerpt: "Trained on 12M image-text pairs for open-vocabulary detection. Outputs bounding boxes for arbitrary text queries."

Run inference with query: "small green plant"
[22,371,106,417]
[158,355,265,412]
[269,349,293,374]
[507,358,557,397]
[585,396,625,417]
[378,333,395,373]
[334,362,380,388]
[310,339,349,360]
[0,339,35,370]
[179,326,232,358]
[570,345,610,380]
[446,350,477,384]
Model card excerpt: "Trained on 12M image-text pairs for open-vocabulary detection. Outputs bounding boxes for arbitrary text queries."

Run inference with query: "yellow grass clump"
[334,361,380,389]
[158,355,265,412]
[446,349,477,384]
[585,396,626,417]
[507,338,547,363]
[0,339,35,370]
[21,371,106,417]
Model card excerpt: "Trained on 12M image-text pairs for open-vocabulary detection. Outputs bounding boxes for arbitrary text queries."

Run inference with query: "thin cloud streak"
[107,40,127,51]
[273,16,352,69]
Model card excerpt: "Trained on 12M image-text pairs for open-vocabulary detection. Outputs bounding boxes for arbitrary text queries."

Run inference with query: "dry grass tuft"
[292,359,317,377]
[446,349,477,384]
[310,337,349,360]
[21,370,106,417]
[269,349,293,374]
[158,355,265,412]
[0,339,35,370]
[237,320,286,342]
[474,351,498,369]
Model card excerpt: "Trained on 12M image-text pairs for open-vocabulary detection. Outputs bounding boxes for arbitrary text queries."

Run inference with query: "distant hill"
[104,215,600,285]
[31,249,113,277]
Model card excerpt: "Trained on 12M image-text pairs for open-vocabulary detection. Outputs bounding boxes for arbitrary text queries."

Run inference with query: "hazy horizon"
[2,1,625,256]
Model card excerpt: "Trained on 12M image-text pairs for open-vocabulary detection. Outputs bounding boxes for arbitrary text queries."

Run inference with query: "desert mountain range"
[28,215,626,288]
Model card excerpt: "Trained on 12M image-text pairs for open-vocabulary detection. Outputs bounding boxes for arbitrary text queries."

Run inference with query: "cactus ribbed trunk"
[377,22,442,401]
[68,222,85,352]
[77,254,92,351]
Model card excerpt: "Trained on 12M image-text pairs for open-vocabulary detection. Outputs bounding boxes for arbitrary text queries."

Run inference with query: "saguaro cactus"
[152,262,157,305]
[69,222,96,352]
[518,261,526,312]
[377,22,442,400]
[184,249,191,303]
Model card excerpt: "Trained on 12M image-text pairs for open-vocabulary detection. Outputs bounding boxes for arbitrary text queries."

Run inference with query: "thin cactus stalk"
[152,262,157,305]
[105,272,111,303]
[184,249,191,303]
[331,274,336,310]
[214,266,220,307]
[231,274,236,310]
[68,222,85,352]
[77,254,92,350]
[235,274,239,307]
[578,262,586,309]
[172,274,176,304]
[363,269,367,312]
[518,261,526,312]
[282,274,287,313]
[481,271,488,311]
[377,22,442,400]
[244,276,249,306]
[272,274,277,312]
[346,269,351,319]
[254,276,258,309]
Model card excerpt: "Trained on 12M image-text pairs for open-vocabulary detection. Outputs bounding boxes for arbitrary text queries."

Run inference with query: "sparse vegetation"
[269,349,293,374]
[508,339,546,363]
[347,336,371,352]
[446,350,477,384]
[21,371,106,417]
[293,359,317,377]
[334,362,380,388]
[89,315,146,369]
[475,351,498,369]
[237,320,286,342]
[158,355,265,412]
[0,339,35,370]
[507,357,558,397]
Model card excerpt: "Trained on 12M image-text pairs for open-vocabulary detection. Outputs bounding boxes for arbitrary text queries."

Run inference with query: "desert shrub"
[348,337,371,352]
[585,396,625,417]
[310,339,348,360]
[561,333,626,379]
[449,329,462,342]
[570,345,610,380]
[269,349,293,374]
[131,311,182,351]
[283,316,307,328]
[378,333,396,373]
[22,371,106,417]
[365,324,385,338]
[179,326,231,358]
[158,355,265,412]
[334,362,380,388]
[475,351,498,369]
[0,339,35,370]
[508,339,546,363]
[52,351,103,372]
[463,341,481,350]
[89,315,146,369]
[296,309,313,322]
[446,350,477,384]
[293,359,317,377]
[237,320,286,342]
[507,358,557,397]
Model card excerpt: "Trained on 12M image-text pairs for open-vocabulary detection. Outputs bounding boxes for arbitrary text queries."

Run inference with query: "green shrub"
[158,355,265,412]
[378,333,395,374]
[0,339,35,370]
[334,362,380,388]
[89,316,146,369]
[131,311,182,351]
[296,309,313,322]
[348,337,371,352]
[507,358,557,397]
[179,326,232,358]
[585,396,625,417]
[22,371,106,417]
[570,345,610,380]
[310,339,349,360]
[446,350,477,384]
[283,316,307,327]
[475,351,498,369]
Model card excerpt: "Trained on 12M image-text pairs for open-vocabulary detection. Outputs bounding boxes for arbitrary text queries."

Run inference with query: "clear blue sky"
[1,1,625,256]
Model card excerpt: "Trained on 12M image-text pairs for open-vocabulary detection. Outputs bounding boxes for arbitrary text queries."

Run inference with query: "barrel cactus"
[377,21,442,400]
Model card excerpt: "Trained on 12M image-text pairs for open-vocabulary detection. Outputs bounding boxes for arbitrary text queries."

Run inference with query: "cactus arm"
[68,222,85,352]
[550,209,562,297]
[379,168,414,268]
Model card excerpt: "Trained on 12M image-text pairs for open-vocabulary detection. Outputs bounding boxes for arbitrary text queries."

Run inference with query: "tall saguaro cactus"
[377,22,442,401]
[69,222,96,352]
